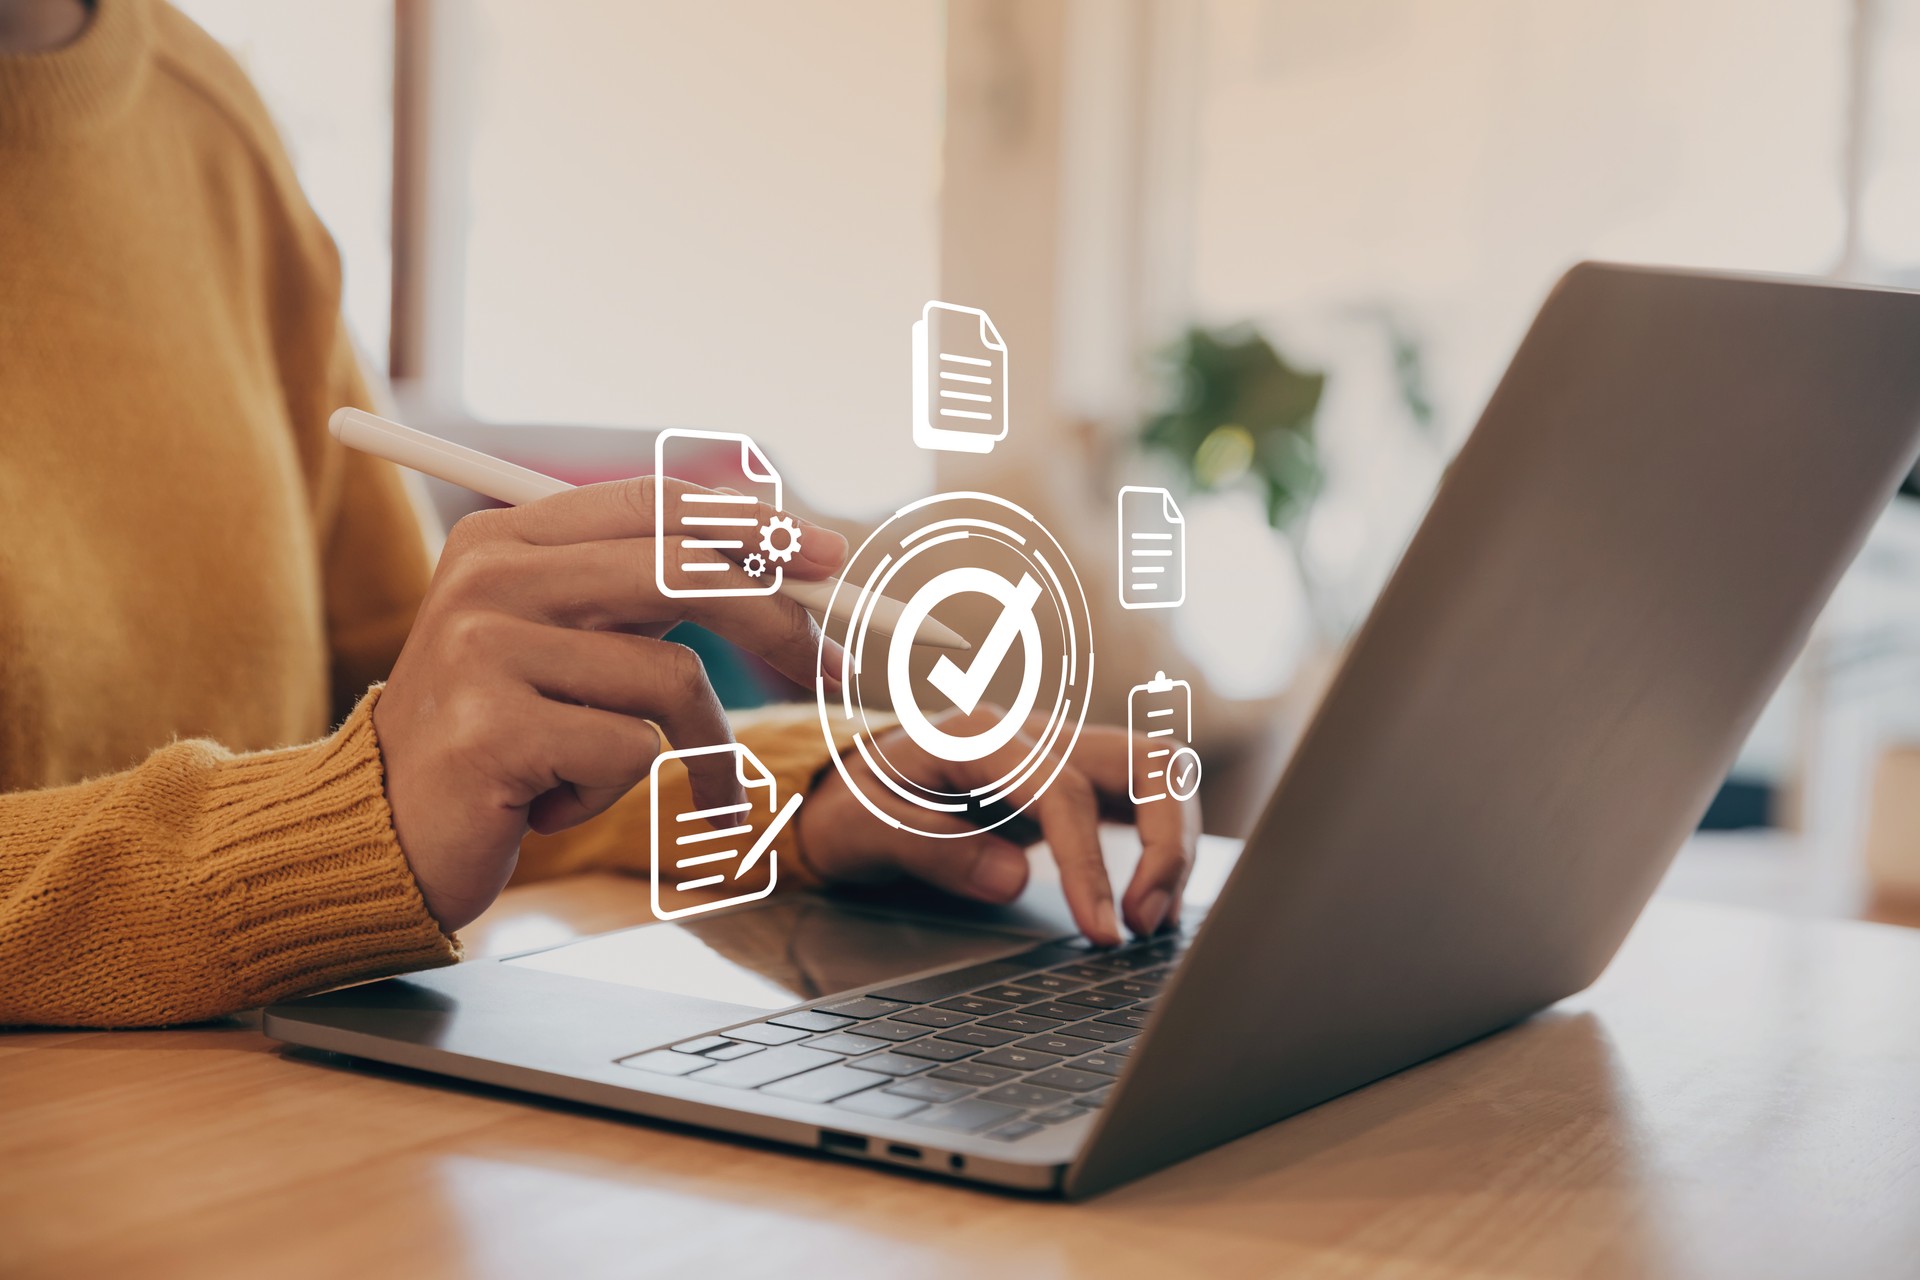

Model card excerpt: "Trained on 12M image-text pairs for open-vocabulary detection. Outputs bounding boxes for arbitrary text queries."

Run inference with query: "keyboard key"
[1018,1002,1088,1022]
[1061,1020,1135,1043]
[727,1022,812,1046]
[936,995,1017,1017]
[891,1007,975,1029]
[1026,1066,1109,1093]
[1012,972,1091,994]
[979,1012,1067,1034]
[913,1100,1026,1133]
[972,984,1038,1004]
[1087,952,1158,973]
[1093,979,1159,1000]
[835,1089,927,1120]
[928,1062,1019,1087]
[1049,963,1110,982]
[672,1036,730,1054]
[704,1041,766,1061]
[761,1064,888,1104]
[988,1121,1044,1142]
[688,1044,839,1088]
[885,1077,974,1104]
[1106,1041,1136,1057]
[872,961,1031,1004]
[932,1025,1020,1048]
[1031,1104,1084,1124]
[805,1032,892,1056]
[852,1020,927,1042]
[1016,1032,1103,1058]
[1074,1052,1126,1076]
[980,1082,1072,1109]
[845,1053,932,1077]
[975,1046,1064,1071]
[893,1039,979,1062]
[619,1050,708,1076]
[819,996,910,1019]
[769,1010,856,1033]
[1059,990,1135,1010]
[1093,1009,1151,1030]
[1075,1085,1115,1107]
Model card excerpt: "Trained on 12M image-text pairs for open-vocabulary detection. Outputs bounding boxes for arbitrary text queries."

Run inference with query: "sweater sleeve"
[0,687,456,1028]
[313,323,434,724]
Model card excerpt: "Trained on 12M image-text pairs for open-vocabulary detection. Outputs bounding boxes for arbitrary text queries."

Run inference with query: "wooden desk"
[5,874,1919,1279]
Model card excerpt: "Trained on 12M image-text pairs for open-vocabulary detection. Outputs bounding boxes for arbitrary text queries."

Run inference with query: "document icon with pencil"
[912,300,1009,454]
[654,429,786,599]
[650,743,801,921]
[1117,485,1186,610]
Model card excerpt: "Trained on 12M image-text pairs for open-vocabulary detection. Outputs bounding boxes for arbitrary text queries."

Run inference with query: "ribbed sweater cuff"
[197,686,458,1006]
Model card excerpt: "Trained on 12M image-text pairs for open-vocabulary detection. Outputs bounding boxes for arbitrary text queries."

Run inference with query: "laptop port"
[885,1144,921,1161]
[819,1130,869,1155]
[948,1154,966,1172]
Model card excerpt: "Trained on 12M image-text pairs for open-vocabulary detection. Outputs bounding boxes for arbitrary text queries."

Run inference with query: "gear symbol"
[743,552,768,578]
[758,514,801,563]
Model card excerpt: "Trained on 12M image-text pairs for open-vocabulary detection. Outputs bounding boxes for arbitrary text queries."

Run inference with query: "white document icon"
[1128,672,1195,805]
[912,301,1008,454]
[650,743,803,921]
[655,429,784,598]
[1118,485,1186,610]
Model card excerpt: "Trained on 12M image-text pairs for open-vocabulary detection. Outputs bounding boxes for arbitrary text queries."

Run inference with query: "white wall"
[453,0,946,517]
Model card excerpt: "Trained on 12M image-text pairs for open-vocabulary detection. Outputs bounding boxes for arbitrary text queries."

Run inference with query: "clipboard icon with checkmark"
[1128,672,1195,805]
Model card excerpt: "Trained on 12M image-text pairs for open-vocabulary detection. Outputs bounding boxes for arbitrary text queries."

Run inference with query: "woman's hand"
[796,713,1199,946]
[374,478,846,931]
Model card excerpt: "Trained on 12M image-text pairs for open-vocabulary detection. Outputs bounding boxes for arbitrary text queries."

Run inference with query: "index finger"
[893,719,1122,946]
[1061,724,1198,934]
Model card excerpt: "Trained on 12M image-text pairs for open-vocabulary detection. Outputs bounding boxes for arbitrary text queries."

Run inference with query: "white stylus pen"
[328,408,969,652]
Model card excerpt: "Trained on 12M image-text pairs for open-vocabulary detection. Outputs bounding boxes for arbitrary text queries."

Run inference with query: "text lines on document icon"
[650,742,799,920]
[655,429,789,598]
[1118,485,1186,610]
[913,301,1008,454]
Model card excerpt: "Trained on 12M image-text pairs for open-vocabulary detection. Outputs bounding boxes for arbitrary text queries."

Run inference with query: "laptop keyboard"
[618,928,1190,1144]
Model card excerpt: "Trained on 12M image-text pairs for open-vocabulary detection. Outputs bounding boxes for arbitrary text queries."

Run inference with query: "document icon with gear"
[1117,485,1186,610]
[912,301,1009,454]
[655,429,788,598]
[650,743,803,921]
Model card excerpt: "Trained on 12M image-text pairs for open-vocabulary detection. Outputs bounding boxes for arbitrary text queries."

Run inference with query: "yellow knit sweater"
[0,0,837,1027]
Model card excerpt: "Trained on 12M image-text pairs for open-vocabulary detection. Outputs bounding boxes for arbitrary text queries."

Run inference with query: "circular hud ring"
[816,492,1095,839]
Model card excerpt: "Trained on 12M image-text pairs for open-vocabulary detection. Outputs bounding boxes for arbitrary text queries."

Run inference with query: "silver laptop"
[266,264,1920,1197]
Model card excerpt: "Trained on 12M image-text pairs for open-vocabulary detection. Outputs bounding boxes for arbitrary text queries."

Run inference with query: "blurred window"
[447,0,944,517]
[1862,0,1920,283]
[171,0,395,371]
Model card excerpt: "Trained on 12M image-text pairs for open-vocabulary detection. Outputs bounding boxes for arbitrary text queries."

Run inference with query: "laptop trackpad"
[507,897,1041,1009]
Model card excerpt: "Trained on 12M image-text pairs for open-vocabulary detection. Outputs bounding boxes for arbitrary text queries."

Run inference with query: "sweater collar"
[0,0,152,145]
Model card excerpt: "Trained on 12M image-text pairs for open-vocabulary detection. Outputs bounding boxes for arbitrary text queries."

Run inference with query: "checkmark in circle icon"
[1166,746,1202,802]
[889,566,1044,763]
[926,572,1042,715]
[815,491,1094,841]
